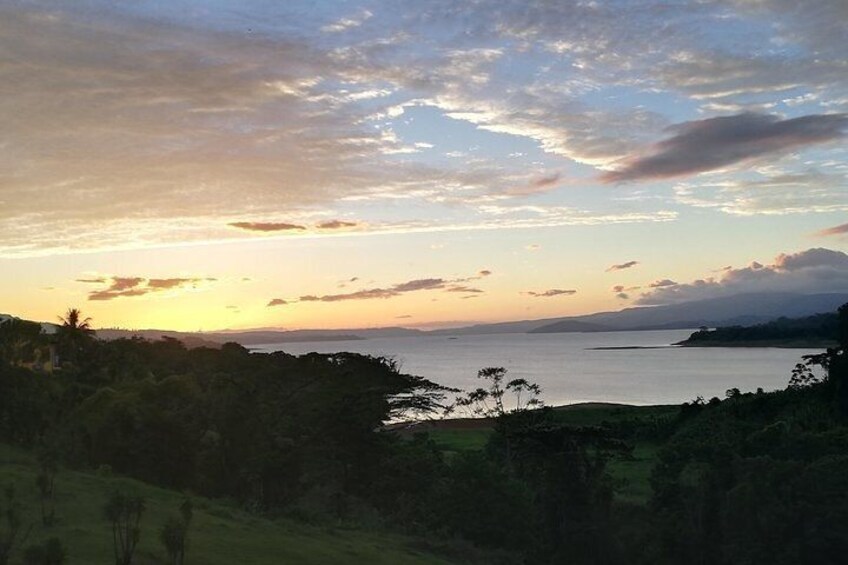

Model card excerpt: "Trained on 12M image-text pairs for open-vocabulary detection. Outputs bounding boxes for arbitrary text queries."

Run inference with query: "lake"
[253,329,822,407]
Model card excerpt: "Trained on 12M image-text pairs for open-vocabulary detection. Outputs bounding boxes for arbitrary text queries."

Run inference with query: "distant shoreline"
[675,339,836,349]
[586,345,673,350]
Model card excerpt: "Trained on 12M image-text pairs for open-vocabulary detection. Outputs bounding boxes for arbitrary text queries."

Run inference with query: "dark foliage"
[1,303,848,563]
[683,312,839,345]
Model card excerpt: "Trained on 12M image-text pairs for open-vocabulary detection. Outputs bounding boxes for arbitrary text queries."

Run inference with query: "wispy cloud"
[84,276,215,301]
[76,277,107,284]
[525,289,577,298]
[673,170,848,216]
[606,260,639,272]
[612,284,640,300]
[446,285,484,294]
[276,271,491,305]
[267,298,288,307]
[506,173,562,196]
[814,222,848,237]
[229,222,306,232]
[321,9,372,33]
[317,220,359,229]
[648,279,678,288]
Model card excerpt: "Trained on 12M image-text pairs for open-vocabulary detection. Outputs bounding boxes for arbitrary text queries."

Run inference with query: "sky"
[1,0,847,331]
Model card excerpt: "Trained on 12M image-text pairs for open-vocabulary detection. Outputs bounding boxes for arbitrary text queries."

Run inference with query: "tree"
[452,367,545,469]
[56,308,95,366]
[104,492,144,565]
[452,367,543,418]
[35,449,59,527]
[160,499,192,565]
[0,319,45,367]
[788,302,848,412]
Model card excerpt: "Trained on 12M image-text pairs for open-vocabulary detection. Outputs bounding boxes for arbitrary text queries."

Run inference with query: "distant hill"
[94,326,422,347]
[206,326,423,345]
[437,292,848,336]
[428,317,609,336]
[562,292,848,332]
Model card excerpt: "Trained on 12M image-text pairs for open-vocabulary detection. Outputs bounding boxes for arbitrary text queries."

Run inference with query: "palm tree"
[56,308,94,366]
[58,308,93,334]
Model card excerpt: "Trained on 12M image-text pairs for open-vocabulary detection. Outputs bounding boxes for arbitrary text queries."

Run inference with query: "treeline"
[1,304,848,564]
[681,311,839,346]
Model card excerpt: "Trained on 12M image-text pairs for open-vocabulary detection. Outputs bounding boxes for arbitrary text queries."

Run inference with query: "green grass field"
[0,444,456,565]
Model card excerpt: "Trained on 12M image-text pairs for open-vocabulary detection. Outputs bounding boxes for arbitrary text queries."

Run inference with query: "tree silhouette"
[159,499,192,565]
[56,308,94,366]
[35,450,58,527]
[104,492,144,565]
[452,367,543,419]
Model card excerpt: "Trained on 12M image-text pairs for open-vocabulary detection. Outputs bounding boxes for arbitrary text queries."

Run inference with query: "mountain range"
[7,291,847,348]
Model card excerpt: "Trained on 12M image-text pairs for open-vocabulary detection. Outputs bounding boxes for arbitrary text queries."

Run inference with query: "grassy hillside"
[0,444,455,565]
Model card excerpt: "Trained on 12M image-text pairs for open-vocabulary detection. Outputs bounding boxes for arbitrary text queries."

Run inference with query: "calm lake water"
[253,329,822,407]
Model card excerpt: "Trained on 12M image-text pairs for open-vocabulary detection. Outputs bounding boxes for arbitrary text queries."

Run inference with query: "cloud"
[478,270,492,277]
[525,289,577,298]
[446,285,484,294]
[286,271,492,304]
[321,9,372,33]
[295,278,448,303]
[392,278,447,293]
[613,284,640,300]
[85,276,213,301]
[606,261,639,272]
[3,0,845,259]
[648,279,678,288]
[148,277,215,289]
[0,6,524,255]
[299,288,397,302]
[637,247,848,305]
[814,222,848,237]
[267,298,288,307]
[602,113,848,183]
[507,173,562,196]
[673,171,848,216]
[229,222,306,232]
[317,220,358,229]
[612,285,640,293]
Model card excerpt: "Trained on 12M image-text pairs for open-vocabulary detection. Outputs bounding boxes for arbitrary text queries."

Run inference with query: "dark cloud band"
[602,113,848,183]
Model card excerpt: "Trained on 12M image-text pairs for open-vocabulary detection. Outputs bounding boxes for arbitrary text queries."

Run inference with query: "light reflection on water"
[253,329,822,406]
